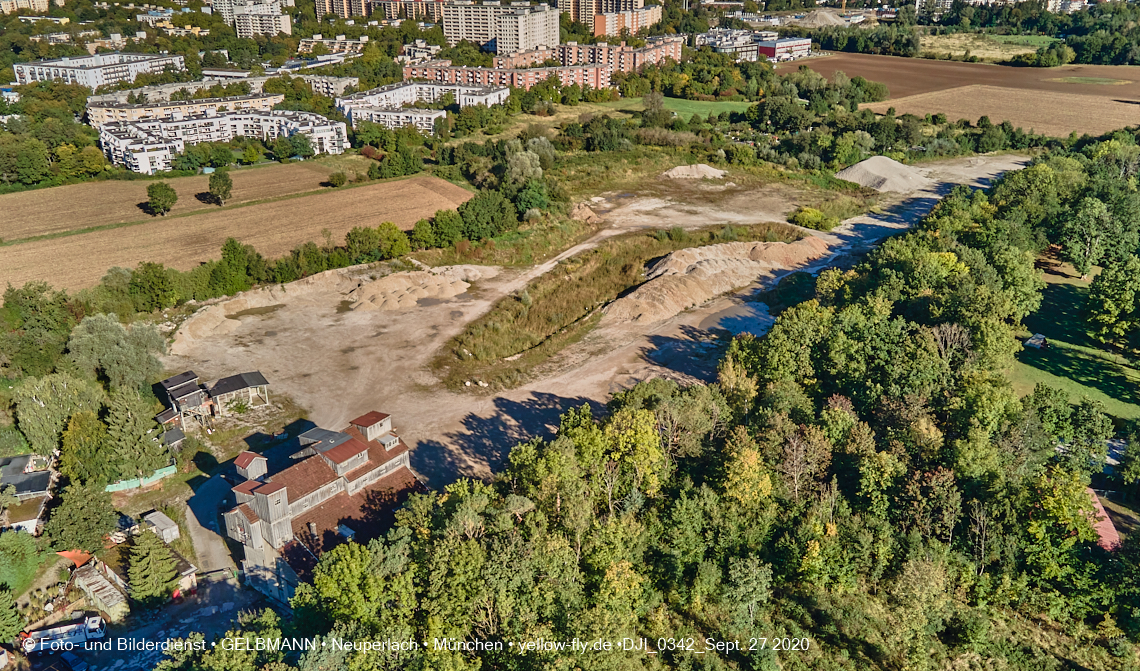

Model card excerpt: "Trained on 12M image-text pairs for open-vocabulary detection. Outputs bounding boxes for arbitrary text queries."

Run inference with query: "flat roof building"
[405,59,612,90]
[442,1,559,54]
[87,93,285,128]
[15,52,186,88]
[336,80,509,129]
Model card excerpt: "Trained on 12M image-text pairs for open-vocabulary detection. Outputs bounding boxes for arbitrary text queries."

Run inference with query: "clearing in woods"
[0,174,475,292]
[918,33,1060,61]
[863,84,1140,137]
[0,161,341,243]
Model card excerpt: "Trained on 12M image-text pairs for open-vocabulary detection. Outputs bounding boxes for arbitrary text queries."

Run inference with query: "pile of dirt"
[170,265,499,355]
[570,202,602,224]
[604,237,832,324]
[347,266,499,311]
[835,156,933,193]
[662,164,727,180]
[795,10,846,26]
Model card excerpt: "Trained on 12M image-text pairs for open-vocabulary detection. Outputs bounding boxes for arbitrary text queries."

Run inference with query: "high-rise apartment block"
[592,4,659,36]
[558,0,646,32]
[314,0,367,20]
[442,1,558,54]
[0,0,49,14]
[370,0,445,20]
[233,0,292,37]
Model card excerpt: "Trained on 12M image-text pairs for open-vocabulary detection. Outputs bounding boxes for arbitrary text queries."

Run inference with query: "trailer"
[20,616,107,654]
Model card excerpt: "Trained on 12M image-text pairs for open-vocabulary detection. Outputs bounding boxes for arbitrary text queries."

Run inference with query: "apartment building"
[0,0,49,13]
[336,80,508,129]
[757,37,810,61]
[136,8,175,25]
[100,109,347,173]
[370,0,444,21]
[314,0,366,20]
[87,75,358,106]
[14,52,186,88]
[233,0,292,37]
[493,35,681,71]
[592,4,659,36]
[223,411,420,603]
[87,93,285,128]
[442,1,559,54]
[397,38,442,64]
[694,28,778,61]
[405,59,611,89]
[557,0,639,31]
[298,33,370,54]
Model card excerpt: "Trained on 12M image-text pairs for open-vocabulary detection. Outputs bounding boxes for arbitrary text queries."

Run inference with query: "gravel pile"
[835,156,934,193]
[662,164,727,179]
[794,10,846,26]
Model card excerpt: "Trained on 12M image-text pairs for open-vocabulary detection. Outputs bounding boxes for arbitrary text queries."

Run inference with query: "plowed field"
[0,175,474,292]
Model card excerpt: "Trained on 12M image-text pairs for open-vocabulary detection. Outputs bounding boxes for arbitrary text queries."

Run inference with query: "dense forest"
[132,130,1140,671]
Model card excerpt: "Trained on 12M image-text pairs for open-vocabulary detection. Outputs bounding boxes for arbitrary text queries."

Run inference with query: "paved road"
[184,474,236,574]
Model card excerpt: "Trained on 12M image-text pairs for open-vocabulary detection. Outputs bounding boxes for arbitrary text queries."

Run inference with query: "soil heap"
[835,156,933,193]
[795,10,846,26]
[347,266,498,311]
[662,164,727,179]
[603,236,832,324]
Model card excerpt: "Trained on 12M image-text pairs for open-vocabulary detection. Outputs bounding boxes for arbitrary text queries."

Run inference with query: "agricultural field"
[783,51,1140,100]
[864,84,1140,137]
[0,174,474,292]
[0,161,339,244]
[918,32,1059,61]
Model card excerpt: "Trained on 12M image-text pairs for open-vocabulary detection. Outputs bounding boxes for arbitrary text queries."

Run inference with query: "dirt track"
[164,155,1027,487]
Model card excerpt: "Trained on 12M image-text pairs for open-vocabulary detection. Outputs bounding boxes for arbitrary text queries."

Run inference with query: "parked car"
[60,651,89,671]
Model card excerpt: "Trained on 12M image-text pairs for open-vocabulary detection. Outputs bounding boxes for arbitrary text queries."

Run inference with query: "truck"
[19,616,107,654]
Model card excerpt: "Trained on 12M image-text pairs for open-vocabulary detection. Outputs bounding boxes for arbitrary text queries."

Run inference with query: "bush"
[329,172,348,187]
[788,206,840,231]
[0,426,28,458]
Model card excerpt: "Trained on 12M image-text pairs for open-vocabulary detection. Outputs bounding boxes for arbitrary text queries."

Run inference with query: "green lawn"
[989,34,1060,48]
[1009,262,1140,421]
[598,97,753,120]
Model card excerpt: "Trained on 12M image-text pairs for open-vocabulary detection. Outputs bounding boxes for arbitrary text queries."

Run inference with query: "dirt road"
[164,155,1028,488]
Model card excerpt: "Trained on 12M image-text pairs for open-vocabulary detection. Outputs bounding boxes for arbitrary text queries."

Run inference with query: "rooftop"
[235,451,267,469]
[290,468,420,555]
[351,410,390,428]
[89,93,282,111]
[210,371,269,396]
[232,480,261,496]
[265,457,336,500]
[237,503,260,524]
[159,371,197,392]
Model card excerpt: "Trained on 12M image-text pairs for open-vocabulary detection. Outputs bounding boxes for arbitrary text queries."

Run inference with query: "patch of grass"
[1047,76,1132,85]
[432,222,803,391]
[989,34,1060,48]
[598,96,754,120]
[1009,261,1140,421]
[412,215,595,268]
[1101,497,1139,541]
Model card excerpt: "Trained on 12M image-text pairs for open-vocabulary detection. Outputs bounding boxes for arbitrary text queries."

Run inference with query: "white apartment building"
[0,0,49,13]
[86,75,358,105]
[297,33,369,54]
[442,1,559,54]
[557,0,638,32]
[314,0,366,20]
[87,93,286,128]
[336,80,508,129]
[233,0,292,37]
[14,53,186,88]
[100,109,347,173]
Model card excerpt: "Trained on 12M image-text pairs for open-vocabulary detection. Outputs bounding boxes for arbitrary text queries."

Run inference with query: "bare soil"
[0,175,474,292]
[0,162,335,243]
[780,52,1140,100]
[163,155,1026,489]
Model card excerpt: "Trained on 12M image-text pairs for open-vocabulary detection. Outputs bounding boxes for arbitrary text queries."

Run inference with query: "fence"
[104,465,178,492]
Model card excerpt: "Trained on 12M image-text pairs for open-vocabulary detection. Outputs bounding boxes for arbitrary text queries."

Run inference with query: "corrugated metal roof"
[350,411,390,428]
[299,428,350,450]
[210,371,269,396]
[234,451,266,469]
[232,480,260,496]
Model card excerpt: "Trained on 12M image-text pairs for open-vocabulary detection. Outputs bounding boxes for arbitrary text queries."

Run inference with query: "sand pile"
[835,156,933,193]
[347,265,498,311]
[662,164,727,180]
[795,10,846,26]
[604,237,832,324]
[570,202,602,224]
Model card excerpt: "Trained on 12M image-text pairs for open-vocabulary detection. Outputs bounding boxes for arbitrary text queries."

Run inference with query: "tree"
[432,209,464,247]
[0,587,22,644]
[458,190,517,241]
[776,425,832,504]
[1060,196,1116,279]
[242,145,260,165]
[1088,255,1140,345]
[128,530,179,608]
[129,262,177,312]
[376,222,411,259]
[0,529,42,594]
[604,407,665,496]
[328,172,347,187]
[1065,397,1113,476]
[724,556,772,628]
[410,218,437,250]
[45,484,118,553]
[107,390,166,481]
[146,182,177,216]
[272,135,294,160]
[67,313,165,391]
[60,411,112,486]
[291,134,314,159]
[344,226,381,263]
[209,169,233,206]
[14,372,103,453]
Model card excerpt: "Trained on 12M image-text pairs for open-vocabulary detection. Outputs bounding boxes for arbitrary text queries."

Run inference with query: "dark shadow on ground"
[1022,281,1095,349]
[641,324,728,382]
[1016,344,1140,406]
[410,392,602,487]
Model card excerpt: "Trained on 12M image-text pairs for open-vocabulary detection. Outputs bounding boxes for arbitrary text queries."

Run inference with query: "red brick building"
[492,36,683,73]
[404,59,612,89]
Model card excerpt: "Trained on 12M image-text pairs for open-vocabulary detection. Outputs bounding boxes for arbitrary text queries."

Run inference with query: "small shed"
[210,372,270,416]
[235,451,268,481]
[74,563,129,623]
[143,510,180,543]
[1025,334,1047,349]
